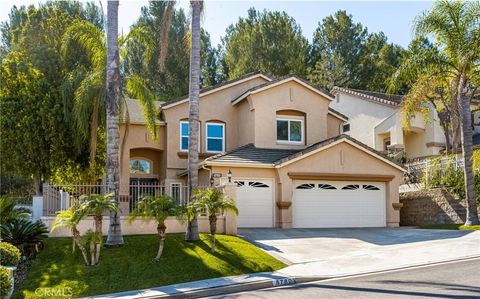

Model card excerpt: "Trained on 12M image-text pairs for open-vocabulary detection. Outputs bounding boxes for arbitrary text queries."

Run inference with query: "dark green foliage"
[0,219,48,256]
[0,196,31,224]
[308,10,404,91]
[222,8,309,79]
[0,242,21,266]
[0,266,12,298]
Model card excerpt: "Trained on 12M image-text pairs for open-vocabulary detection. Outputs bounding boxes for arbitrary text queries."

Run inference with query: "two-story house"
[330,87,447,160]
[119,73,404,229]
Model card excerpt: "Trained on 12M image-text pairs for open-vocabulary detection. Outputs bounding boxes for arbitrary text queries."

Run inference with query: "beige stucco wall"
[327,114,343,138]
[250,81,331,149]
[162,77,268,174]
[209,140,403,229]
[331,93,397,147]
[119,124,166,195]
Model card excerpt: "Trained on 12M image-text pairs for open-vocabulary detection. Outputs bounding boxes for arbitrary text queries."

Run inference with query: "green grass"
[419,224,480,230]
[16,234,286,298]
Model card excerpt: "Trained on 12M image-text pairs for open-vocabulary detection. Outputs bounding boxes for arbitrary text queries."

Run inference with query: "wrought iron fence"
[404,156,464,186]
[42,183,210,216]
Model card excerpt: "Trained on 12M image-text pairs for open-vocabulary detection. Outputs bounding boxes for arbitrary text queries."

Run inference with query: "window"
[180,121,200,152]
[341,123,350,133]
[180,121,189,151]
[206,122,225,153]
[296,184,315,189]
[249,181,269,188]
[363,184,380,190]
[129,159,152,174]
[384,138,391,151]
[318,184,336,190]
[276,116,304,144]
[342,184,360,190]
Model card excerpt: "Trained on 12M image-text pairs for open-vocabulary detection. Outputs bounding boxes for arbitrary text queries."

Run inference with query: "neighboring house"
[119,72,405,229]
[330,87,446,161]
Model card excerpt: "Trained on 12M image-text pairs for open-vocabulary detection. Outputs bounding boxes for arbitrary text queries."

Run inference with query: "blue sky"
[1,0,434,48]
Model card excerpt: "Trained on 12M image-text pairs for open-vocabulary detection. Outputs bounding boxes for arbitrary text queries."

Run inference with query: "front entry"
[292,180,386,228]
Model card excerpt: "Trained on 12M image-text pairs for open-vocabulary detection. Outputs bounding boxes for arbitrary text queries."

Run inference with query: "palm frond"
[125,74,159,140]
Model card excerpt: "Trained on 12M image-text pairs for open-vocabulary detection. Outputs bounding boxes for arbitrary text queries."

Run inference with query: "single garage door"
[233,179,274,228]
[292,180,386,228]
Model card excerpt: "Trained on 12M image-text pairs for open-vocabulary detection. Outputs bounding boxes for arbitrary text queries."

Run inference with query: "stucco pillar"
[223,182,237,235]
[386,179,401,227]
[279,179,293,229]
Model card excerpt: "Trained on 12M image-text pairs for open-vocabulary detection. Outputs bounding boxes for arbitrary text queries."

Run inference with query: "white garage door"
[293,180,386,228]
[233,179,274,228]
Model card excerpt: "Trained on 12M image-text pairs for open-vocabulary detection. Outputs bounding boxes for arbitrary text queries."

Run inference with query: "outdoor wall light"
[227,169,232,183]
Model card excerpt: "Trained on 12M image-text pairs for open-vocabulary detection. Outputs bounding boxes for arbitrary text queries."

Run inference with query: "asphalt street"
[209,258,480,299]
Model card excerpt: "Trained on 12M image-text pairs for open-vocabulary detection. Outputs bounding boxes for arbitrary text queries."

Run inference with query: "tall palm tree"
[413,0,480,225]
[129,195,180,261]
[104,0,124,246]
[194,188,238,252]
[51,207,89,265]
[185,0,203,242]
[80,193,119,264]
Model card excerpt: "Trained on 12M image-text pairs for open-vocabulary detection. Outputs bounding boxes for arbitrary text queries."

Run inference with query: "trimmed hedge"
[0,242,21,266]
[0,266,12,297]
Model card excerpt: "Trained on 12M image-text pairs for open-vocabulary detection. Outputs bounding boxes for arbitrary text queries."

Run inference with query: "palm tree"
[129,195,181,261]
[79,193,120,264]
[185,0,203,242]
[413,0,480,225]
[194,188,238,252]
[51,207,89,265]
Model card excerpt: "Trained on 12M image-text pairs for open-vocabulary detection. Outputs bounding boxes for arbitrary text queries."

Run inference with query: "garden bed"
[15,234,285,298]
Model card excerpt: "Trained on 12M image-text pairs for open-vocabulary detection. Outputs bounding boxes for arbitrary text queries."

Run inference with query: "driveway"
[239,228,480,277]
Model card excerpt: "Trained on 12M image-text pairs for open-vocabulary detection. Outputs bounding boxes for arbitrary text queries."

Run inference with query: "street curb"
[155,255,480,298]
[88,255,480,298]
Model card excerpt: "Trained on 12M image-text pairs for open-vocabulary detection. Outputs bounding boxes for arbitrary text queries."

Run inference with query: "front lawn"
[419,224,480,230]
[16,234,285,298]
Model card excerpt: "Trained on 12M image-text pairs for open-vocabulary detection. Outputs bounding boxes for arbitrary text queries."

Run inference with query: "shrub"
[0,266,12,298]
[0,242,21,266]
[0,219,48,257]
[0,196,31,224]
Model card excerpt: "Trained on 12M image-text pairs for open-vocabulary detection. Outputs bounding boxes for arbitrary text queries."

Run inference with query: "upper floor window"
[129,158,152,174]
[180,121,189,151]
[276,116,304,144]
[206,122,225,153]
[180,121,201,152]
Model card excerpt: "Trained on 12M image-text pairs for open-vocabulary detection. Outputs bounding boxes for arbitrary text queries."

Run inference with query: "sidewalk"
[88,230,480,298]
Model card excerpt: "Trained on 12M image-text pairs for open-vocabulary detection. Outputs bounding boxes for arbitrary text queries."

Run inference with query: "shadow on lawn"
[16,234,280,298]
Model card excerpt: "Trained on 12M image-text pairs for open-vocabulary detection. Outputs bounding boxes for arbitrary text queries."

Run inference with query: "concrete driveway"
[239,228,480,277]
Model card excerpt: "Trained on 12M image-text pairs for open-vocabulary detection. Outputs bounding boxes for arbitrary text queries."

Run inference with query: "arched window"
[129,158,152,174]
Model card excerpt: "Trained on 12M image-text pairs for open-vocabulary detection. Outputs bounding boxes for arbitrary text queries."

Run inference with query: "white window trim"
[205,122,225,153]
[276,116,304,144]
[180,121,200,152]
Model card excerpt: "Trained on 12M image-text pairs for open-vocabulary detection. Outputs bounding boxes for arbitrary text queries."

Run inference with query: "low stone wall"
[42,216,227,237]
[399,188,467,226]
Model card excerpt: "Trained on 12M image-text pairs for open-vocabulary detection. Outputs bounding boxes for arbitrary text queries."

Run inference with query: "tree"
[104,0,124,246]
[129,195,180,261]
[222,8,309,79]
[185,0,202,242]
[412,0,480,225]
[193,188,238,252]
[51,206,89,265]
[79,193,119,265]
[308,10,404,91]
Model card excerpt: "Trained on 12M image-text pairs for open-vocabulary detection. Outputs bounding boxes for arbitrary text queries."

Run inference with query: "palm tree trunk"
[72,227,89,266]
[105,0,124,247]
[94,214,102,264]
[209,214,216,253]
[458,72,480,226]
[89,237,95,266]
[89,98,100,169]
[185,0,202,242]
[155,222,167,261]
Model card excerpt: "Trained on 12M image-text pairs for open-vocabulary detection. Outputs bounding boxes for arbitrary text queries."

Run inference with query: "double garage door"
[292,180,386,228]
[233,178,386,228]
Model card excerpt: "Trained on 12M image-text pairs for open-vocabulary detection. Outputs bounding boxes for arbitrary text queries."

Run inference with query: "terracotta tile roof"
[331,87,403,107]
[328,107,348,120]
